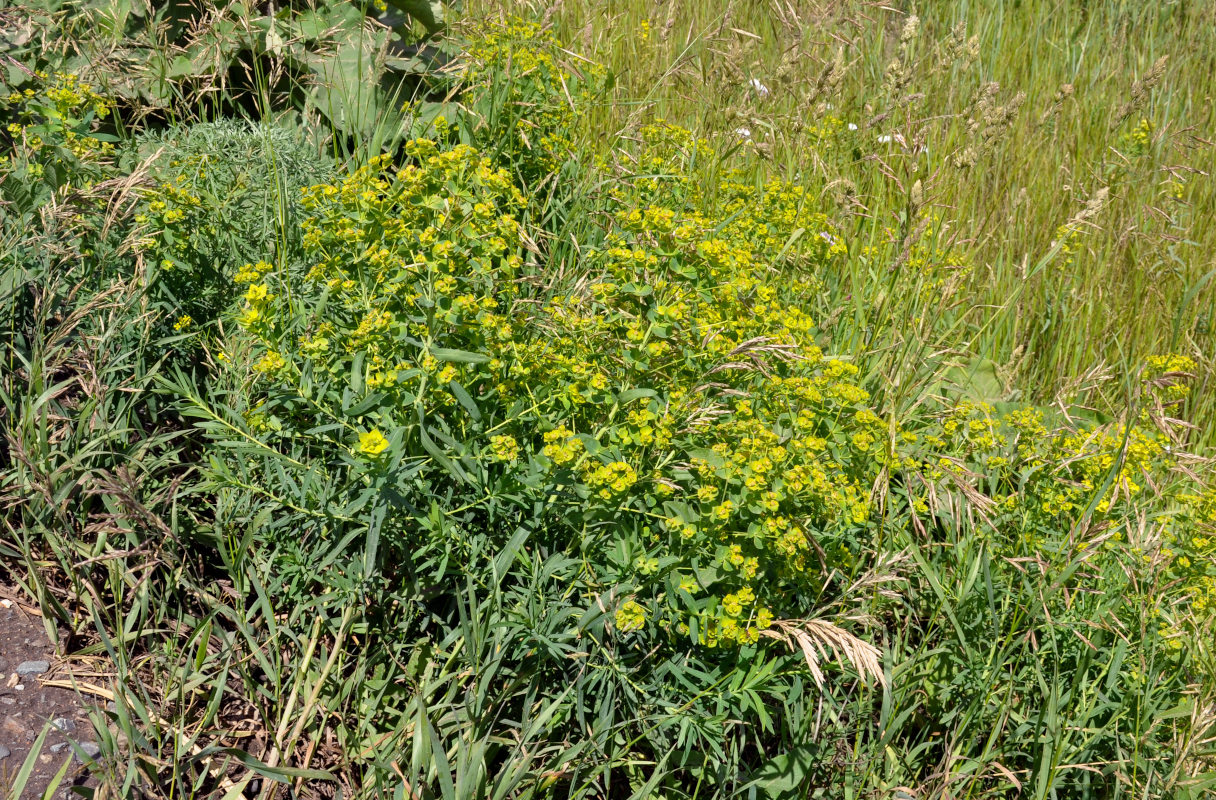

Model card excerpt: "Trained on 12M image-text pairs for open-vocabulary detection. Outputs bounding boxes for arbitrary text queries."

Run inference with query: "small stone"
[50,742,68,754]
[15,661,49,677]
[51,717,74,733]
[14,684,23,691]
[1,716,26,738]
[0,744,10,759]
[75,741,100,763]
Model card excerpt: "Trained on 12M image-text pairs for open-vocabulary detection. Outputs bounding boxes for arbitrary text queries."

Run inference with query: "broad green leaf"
[385,0,445,33]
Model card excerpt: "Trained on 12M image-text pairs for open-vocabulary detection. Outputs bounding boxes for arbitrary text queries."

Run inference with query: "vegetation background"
[1,0,1214,798]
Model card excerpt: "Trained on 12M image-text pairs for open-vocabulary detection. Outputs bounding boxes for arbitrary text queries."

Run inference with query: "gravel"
[76,741,100,762]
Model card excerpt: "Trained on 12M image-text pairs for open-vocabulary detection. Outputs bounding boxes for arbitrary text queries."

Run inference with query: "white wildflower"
[748,78,770,97]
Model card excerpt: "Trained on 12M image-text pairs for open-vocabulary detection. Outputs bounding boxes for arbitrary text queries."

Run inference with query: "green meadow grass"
[475,0,1216,444]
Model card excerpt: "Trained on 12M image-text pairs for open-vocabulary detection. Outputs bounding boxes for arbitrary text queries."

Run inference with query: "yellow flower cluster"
[542,427,584,465]
[1144,353,1198,403]
[463,19,606,176]
[1146,353,1196,375]
[615,600,647,633]
[2,72,113,165]
[1119,118,1154,156]
[706,584,773,647]
[234,261,274,284]
[1,71,117,192]
[359,429,390,457]
[585,460,638,500]
[229,78,1215,663]
[490,434,520,462]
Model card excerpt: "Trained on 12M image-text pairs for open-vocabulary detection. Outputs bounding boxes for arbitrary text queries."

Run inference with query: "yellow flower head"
[489,434,520,462]
[615,600,646,633]
[245,283,271,304]
[359,429,390,457]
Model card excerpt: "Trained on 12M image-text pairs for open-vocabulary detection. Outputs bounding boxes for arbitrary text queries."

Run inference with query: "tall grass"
[473,0,1216,445]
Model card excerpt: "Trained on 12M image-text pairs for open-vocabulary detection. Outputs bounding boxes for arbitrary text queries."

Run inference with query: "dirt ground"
[0,588,97,799]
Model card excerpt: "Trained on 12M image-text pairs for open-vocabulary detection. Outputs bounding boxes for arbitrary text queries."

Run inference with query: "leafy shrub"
[459,19,606,185]
[202,125,890,795]
[0,70,115,211]
[206,105,1216,793]
[133,120,331,342]
[224,131,882,642]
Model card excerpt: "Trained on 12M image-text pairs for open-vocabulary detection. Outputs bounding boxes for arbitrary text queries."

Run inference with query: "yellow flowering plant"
[147,23,1215,793]
[6,10,1216,800]
[225,126,904,651]
[228,110,1216,684]
[0,71,115,214]
[889,363,1216,726]
[460,19,606,184]
[131,121,331,350]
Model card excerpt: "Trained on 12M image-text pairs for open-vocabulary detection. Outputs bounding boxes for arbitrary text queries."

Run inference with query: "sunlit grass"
[2,2,1215,798]
[471,0,1216,446]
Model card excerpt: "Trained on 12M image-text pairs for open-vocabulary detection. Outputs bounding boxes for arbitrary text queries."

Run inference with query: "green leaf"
[193,616,212,672]
[210,748,335,782]
[943,356,1004,403]
[304,17,392,139]
[7,723,53,800]
[344,391,384,418]
[350,351,366,395]
[617,387,657,404]
[430,346,490,364]
[419,418,469,483]
[405,101,462,137]
[167,54,196,79]
[385,0,445,33]
[448,381,481,421]
[686,447,726,468]
[746,744,819,799]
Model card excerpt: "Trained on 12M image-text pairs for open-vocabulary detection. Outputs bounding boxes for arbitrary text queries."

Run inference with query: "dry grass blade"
[761,618,886,690]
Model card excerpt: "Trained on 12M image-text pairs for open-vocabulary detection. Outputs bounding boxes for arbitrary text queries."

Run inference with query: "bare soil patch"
[0,588,97,799]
